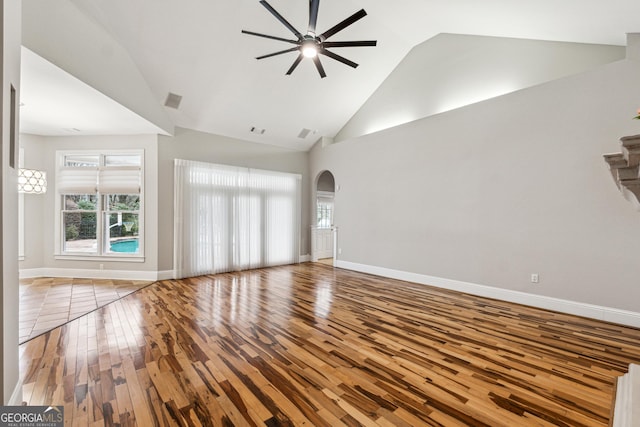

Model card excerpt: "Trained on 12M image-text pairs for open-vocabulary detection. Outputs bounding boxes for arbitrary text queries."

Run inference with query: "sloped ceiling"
[20,0,640,150]
[20,47,168,136]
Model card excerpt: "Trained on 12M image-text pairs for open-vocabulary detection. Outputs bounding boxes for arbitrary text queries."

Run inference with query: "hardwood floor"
[19,277,151,343]
[19,263,640,426]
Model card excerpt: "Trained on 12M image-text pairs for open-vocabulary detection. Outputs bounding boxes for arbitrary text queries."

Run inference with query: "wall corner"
[626,33,640,61]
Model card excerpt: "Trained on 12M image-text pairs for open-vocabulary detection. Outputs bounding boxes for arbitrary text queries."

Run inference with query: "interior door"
[315,228,334,259]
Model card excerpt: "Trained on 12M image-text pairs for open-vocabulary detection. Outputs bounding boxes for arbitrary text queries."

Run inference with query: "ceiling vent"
[164,92,183,109]
[297,128,317,139]
[297,128,311,139]
[250,126,266,135]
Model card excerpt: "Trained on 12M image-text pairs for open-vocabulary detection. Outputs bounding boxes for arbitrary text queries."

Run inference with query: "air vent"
[298,128,311,139]
[297,128,317,139]
[250,126,266,135]
[164,92,183,109]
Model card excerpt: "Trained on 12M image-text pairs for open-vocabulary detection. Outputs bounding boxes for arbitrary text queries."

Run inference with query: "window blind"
[56,167,98,194]
[98,166,141,194]
[174,159,301,278]
[57,166,141,194]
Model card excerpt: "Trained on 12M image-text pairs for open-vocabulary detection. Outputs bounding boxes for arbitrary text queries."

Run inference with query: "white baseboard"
[336,260,640,329]
[19,268,164,281]
[18,268,47,279]
[156,270,175,281]
[299,254,311,263]
[20,259,312,282]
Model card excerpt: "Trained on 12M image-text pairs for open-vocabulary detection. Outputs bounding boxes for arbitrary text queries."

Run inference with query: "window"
[56,151,143,259]
[317,191,334,229]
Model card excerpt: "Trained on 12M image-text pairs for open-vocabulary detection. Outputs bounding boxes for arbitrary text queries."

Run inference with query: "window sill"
[54,254,145,263]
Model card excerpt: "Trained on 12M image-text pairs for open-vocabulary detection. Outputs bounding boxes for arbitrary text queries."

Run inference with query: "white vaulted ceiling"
[19,0,640,150]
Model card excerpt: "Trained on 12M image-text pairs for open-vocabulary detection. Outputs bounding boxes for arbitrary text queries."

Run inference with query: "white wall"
[18,133,45,270]
[311,40,640,315]
[336,34,626,142]
[2,0,21,404]
[19,134,160,279]
[157,127,311,272]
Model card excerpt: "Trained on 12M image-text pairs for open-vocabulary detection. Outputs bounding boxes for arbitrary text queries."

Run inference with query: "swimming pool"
[110,239,139,253]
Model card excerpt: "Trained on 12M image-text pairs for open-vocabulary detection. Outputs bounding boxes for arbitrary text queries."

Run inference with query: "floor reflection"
[314,281,333,318]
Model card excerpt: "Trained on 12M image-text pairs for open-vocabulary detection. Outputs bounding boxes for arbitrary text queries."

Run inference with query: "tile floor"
[19,277,152,343]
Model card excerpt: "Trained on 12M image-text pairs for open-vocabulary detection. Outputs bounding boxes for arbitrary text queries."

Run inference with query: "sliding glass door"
[174,160,301,278]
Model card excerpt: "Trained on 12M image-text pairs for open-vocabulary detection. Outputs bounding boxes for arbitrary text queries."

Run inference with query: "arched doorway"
[312,171,336,264]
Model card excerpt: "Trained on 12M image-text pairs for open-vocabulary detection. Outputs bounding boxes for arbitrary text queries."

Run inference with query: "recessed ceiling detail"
[242,0,377,78]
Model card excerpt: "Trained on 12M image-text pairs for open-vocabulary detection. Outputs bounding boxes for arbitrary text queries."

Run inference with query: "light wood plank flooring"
[19,277,151,343]
[19,263,640,426]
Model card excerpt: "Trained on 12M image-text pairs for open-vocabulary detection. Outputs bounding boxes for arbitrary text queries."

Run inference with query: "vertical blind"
[173,159,301,278]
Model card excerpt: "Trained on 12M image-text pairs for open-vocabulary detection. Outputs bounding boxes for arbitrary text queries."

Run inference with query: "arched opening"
[312,170,336,265]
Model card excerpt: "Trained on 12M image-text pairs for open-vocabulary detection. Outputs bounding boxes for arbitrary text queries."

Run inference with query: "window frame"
[316,190,334,229]
[54,149,145,262]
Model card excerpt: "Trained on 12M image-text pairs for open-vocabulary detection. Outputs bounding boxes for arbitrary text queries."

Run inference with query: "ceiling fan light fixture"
[302,41,318,58]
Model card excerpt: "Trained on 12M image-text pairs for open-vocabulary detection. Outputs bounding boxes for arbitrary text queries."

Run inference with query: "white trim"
[19,268,160,281]
[156,270,174,281]
[20,261,313,282]
[54,255,145,263]
[299,254,311,263]
[336,260,640,329]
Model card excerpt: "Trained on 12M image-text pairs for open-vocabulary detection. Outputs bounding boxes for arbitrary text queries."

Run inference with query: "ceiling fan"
[242,0,377,78]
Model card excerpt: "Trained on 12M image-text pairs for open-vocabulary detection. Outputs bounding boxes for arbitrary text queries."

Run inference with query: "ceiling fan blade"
[319,9,367,40]
[260,1,303,40]
[286,53,304,75]
[256,46,300,60]
[322,40,377,48]
[313,56,327,78]
[242,30,299,45]
[320,49,358,68]
[308,0,320,34]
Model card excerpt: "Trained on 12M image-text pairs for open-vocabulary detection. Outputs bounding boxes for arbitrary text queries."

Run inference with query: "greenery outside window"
[63,194,98,253]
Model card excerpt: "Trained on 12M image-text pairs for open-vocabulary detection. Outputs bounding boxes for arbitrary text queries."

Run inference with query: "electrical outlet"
[531,273,539,283]
[338,248,342,255]
[99,263,104,270]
